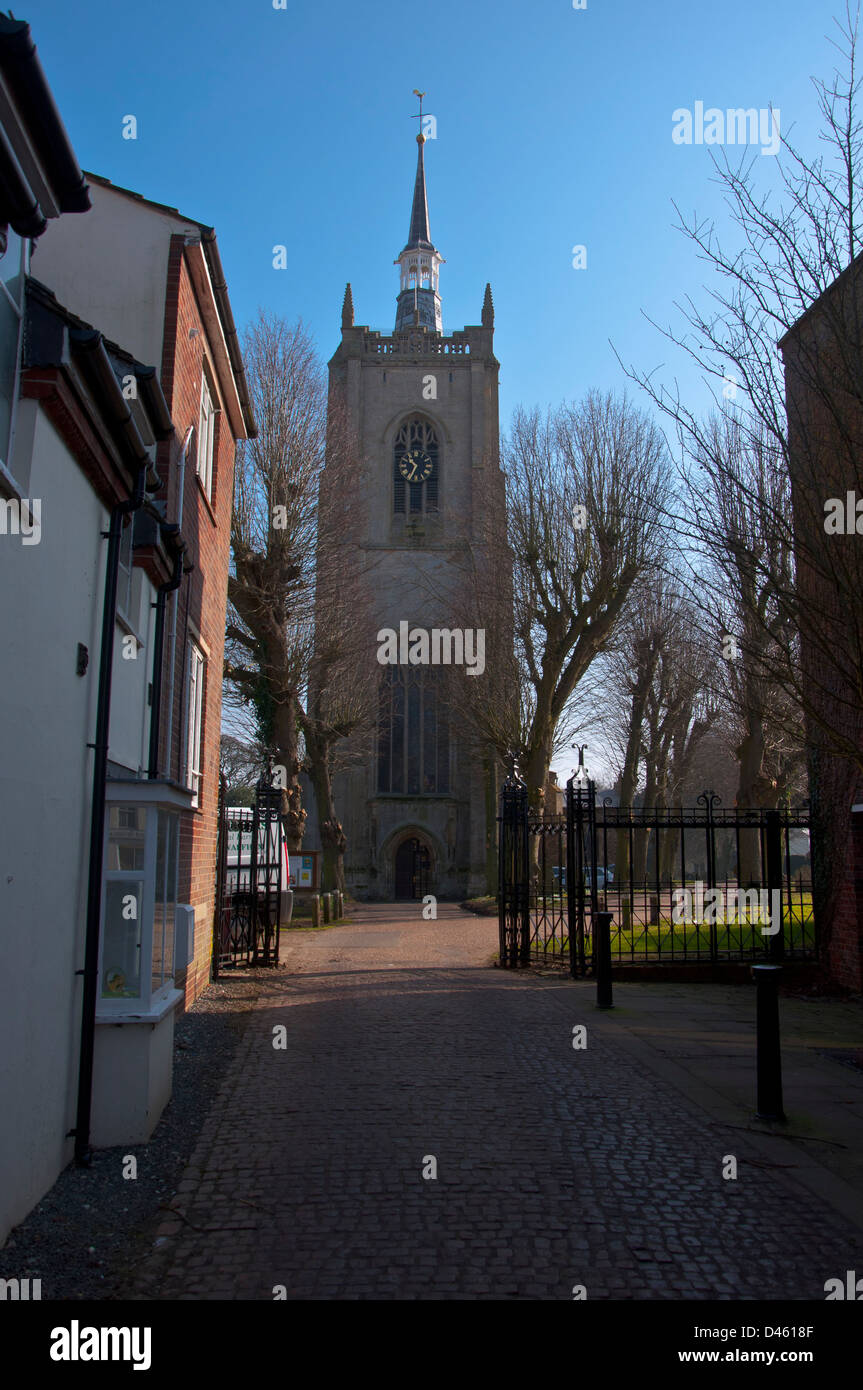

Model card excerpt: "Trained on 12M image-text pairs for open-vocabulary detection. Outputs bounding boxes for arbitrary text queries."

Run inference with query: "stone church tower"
[320,118,508,901]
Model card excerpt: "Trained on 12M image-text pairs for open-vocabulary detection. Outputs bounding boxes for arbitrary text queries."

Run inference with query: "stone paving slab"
[132,905,863,1300]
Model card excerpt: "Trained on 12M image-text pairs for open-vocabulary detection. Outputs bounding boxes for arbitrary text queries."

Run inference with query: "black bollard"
[595,911,614,1009]
[752,964,786,1121]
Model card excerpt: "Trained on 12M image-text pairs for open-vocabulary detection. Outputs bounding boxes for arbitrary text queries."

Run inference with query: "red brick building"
[780,254,863,992]
[34,176,257,1006]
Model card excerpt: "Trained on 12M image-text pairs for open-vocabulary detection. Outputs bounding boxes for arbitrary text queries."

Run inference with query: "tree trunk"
[735,715,776,884]
[524,738,552,880]
[273,694,306,854]
[616,647,658,883]
[306,731,347,894]
[633,762,657,884]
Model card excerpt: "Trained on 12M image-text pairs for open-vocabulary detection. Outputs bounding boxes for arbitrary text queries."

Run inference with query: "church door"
[394,837,431,899]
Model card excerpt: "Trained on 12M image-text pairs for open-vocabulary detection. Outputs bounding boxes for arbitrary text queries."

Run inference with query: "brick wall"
[156,234,236,1007]
[827,811,863,992]
[783,274,863,993]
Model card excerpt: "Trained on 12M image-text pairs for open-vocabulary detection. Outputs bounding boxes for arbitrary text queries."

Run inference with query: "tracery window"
[377,667,449,794]
[393,416,439,515]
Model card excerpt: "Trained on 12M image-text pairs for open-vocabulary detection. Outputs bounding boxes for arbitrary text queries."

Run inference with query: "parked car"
[550,865,615,890]
[585,865,615,889]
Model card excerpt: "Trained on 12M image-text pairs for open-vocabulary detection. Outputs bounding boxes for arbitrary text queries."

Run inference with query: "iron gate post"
[211,775,228,979]
[566,778,577,978]
[575,786,586,975]
[498,763,529,968]
[518,784,531,966]
[587,779,598,968]
[752,964,785,1121]
[595,911,614,1009]
[699,791,719,963]
[765,809,785,963]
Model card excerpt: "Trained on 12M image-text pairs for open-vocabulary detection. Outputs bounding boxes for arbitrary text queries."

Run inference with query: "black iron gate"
[498,768,815,973]
[212,776,283,975]
[394,837,431,899]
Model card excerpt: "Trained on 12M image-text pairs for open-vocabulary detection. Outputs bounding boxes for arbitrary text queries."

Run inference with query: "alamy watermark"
[824,491,863,533]
[49,1322,151,1370]
[672,102,780,156]
[376,623,485,675]
[672,881,781,935]
[0,496,41,544]
[0,1277,41,1299]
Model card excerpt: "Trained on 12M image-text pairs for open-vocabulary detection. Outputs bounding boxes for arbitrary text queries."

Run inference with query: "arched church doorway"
[394,837,431,899]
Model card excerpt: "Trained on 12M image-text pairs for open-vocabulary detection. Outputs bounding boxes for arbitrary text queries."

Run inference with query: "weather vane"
[412,88,426,136]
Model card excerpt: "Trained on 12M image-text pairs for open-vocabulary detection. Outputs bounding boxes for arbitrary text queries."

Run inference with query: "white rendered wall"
[31,182,198,369]
[0,406,104,1244]
[0,402,158,1243]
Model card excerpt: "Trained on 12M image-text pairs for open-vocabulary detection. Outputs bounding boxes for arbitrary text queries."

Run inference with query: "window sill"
[195,471,218,524]
[105,777,195,811]
[96,986,183,1025]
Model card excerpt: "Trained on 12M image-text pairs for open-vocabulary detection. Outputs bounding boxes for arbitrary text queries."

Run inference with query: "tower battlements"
[333,323,495,362]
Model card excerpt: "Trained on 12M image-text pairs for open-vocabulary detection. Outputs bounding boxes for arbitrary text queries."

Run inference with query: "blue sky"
[25,0,841,428]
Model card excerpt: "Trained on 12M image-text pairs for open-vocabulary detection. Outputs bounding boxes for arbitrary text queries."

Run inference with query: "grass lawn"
[526,898,816,959]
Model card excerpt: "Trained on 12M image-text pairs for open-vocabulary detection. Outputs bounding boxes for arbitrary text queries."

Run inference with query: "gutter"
[148,521,188,778]
[0,115,46,236]
[199,227,258,439]
[0,16,90,223]
[133,363,174,440]
[70,329,169,485]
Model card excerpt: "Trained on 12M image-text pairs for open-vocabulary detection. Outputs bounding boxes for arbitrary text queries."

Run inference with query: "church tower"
[322,107,507,901]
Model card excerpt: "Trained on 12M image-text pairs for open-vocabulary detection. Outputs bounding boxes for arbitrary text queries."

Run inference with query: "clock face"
[398,448,434,483]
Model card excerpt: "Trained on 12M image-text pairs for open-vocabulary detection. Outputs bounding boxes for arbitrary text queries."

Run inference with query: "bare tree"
[680,416,805,825]
[503,390,673,811]
[617,3,863,780]
[599,576,717,884]
[224,312,325,851]
[219,734,266,806]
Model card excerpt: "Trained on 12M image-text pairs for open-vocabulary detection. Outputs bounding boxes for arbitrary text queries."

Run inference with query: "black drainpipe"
[73,470,148,1166]
[68,326,170,1166]
[148,525,186,779]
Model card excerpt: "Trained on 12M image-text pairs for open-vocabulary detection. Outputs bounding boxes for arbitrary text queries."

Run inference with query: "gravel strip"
[0,968,277,1300]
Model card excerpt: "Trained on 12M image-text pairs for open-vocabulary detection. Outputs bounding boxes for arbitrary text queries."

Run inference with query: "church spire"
[394,91,444,333]
[405,130,433,251]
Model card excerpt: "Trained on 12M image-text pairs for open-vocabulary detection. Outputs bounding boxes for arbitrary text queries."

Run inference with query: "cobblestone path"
[134,905,863,1300]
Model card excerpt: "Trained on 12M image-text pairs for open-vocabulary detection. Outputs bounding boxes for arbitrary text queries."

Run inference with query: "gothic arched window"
[393,416,439,516]
[377,667,450,794]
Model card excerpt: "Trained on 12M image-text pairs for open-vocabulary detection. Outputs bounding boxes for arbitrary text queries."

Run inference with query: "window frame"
[184,641,205,808]
[98,791,185,1019]
[196,367,218,501]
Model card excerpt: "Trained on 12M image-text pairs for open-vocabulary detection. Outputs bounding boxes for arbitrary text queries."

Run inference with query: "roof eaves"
[82,172,257,438]
[0,17,89,226]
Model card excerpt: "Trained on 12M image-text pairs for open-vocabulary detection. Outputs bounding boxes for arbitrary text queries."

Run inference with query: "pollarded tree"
[599,575,716,885]
[225,312,324,851]
[225,312,375,861]
[504,390,673,813]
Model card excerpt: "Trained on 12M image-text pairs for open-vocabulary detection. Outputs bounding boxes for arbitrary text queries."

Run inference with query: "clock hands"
[399,448,433,483]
